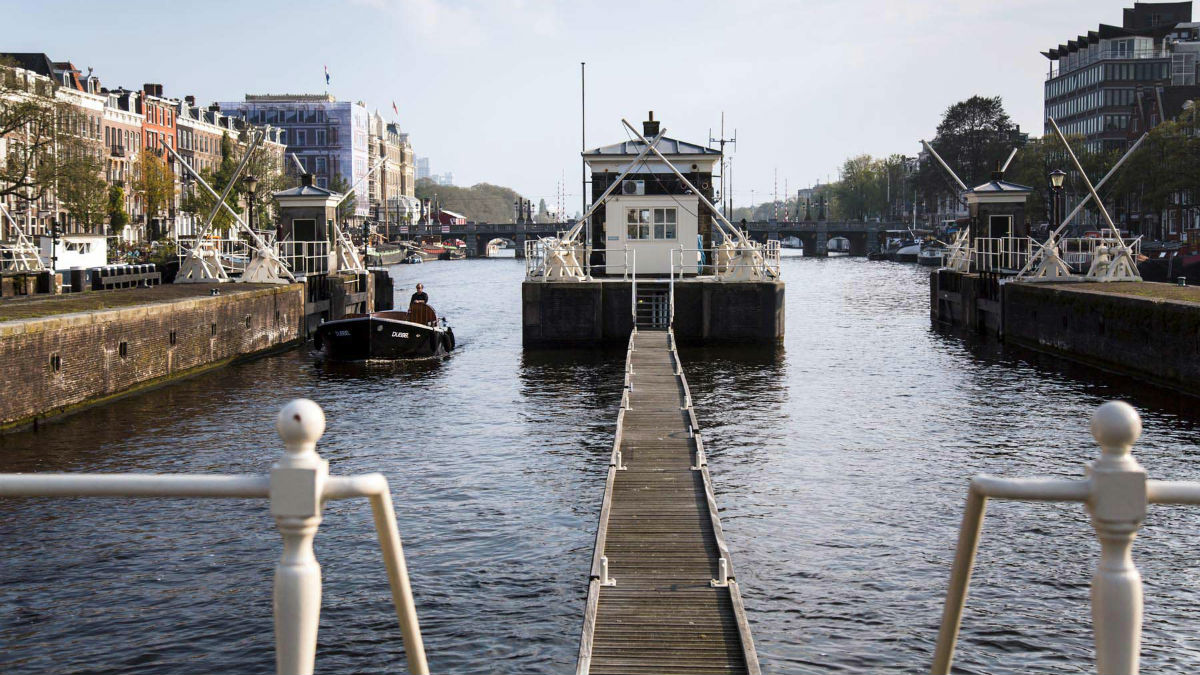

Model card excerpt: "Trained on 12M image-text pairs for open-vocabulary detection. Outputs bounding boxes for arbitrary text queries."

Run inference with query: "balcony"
[110,145,126,158]
[1046,47,1171,80]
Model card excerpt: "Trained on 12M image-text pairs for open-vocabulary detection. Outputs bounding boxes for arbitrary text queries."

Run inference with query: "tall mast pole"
[581,61,587,272]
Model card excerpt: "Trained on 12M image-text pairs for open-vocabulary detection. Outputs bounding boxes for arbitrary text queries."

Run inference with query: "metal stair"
[634,284,670,329]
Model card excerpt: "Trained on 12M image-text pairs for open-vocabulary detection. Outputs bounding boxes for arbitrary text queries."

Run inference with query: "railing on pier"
[959,236,1143,274]
[177,237,254,274]
[972,236,1032,273]
[279,239,332,277]
[523,238,543,277]
[525,239,635,281]
[934,400,1200,675]
[1060,236,1142,268]
[0,400,428,675]
[668,241,781,288]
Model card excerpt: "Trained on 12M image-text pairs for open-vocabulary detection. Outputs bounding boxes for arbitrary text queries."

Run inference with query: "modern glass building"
[1042,1,1198,152]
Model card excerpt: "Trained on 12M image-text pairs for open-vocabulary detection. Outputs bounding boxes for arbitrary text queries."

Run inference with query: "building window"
[627,208,651,239]
[49,353,61,372]
[118,341,128,358]
[315,156,327,175]
[169,330,177,345]
[653,208,677,239]
[296,130,306,146]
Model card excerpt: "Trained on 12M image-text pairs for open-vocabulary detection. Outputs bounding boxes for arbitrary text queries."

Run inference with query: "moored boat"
[917,244,945,266]
[314,304,455,360]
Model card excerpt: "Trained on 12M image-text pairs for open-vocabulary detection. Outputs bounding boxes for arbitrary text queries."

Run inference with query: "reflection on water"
[1,255,1199,674]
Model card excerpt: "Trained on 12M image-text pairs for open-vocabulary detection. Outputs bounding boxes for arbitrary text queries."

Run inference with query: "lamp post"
[243,174,259,234]
[1049,169,1066,235]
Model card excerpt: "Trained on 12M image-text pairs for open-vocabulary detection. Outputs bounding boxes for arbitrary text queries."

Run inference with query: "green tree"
[136,152,174,236]
[917,95,1023,208]
[0,58,72,207]
[107,184,129,235]
[414,177,527,223]
[329,173,356,224]
[1111,113,1199,237]
[832,155,884,221]
[180,131,285,234]
[56,145,108,233]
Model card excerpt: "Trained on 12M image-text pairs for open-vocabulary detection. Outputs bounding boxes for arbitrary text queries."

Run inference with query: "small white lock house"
[583,113,721,276]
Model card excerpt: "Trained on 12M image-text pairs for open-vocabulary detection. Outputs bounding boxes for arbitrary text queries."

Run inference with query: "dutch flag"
[324,65,330,85]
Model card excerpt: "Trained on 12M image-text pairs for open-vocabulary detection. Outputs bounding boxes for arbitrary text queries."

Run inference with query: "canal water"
[2,254,1200,674]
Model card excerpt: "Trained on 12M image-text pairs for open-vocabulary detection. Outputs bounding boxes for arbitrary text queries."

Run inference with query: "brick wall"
[0,284,304,429]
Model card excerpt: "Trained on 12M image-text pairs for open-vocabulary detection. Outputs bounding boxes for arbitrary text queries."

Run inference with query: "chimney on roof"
[185,95,195,106]
[991,160,1004,182]
[643,111,660,138]
[143,83,163,98]
[301,173,314,188]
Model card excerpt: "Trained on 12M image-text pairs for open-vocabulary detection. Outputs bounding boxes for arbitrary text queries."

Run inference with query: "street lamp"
[1049,169,1066,234]
[243,174,259,232]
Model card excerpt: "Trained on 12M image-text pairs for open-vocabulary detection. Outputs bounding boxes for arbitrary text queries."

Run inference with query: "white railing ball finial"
[1091,400,1142,456]
[277,399,326,453]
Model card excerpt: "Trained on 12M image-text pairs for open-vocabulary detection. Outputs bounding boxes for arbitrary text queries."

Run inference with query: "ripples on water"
[1,254,1199,673]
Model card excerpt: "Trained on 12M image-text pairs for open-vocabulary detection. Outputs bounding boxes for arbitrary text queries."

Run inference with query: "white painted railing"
[972,236,1032,273]
[523,238,545,278]
[178,237,253,274]
[933,400,1200,675]
[0,400,429,675]
[670,243,782,282]
[1060,236,1142,268]
[279,240,332,277]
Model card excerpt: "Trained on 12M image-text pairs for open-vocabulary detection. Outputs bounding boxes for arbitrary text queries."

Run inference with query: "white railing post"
[271,399,329,675]
[931,400,1149,675]
[710,557,729,588]
[600,555,616,586]
[1088,401,1147,675]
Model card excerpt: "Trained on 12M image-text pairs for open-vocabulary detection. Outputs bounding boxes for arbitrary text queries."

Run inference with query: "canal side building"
[583,114,720,275]
[1042,1,1199,153]
[217,94,371,224]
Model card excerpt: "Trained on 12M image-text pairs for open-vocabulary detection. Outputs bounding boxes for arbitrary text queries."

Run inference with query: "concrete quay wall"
[522,279,784,347]
[0,284,304,430]
[931,270,1200,397]
[1003,283,1200,394]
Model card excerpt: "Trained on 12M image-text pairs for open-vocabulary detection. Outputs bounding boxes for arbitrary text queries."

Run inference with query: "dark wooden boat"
[314,303,455,360]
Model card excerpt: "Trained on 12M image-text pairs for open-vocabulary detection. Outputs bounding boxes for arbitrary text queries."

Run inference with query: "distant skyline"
[1,0,1158,207]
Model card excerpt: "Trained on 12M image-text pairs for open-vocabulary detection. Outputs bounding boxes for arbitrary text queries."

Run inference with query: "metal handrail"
[933,401,1200,675]
[279,240,332,277]
[669,250,675,328]
[1046,48,1172,81]
[630,249,637,325]
[669,244,782,279]
[0,400,428,675]
[177,237,254,274]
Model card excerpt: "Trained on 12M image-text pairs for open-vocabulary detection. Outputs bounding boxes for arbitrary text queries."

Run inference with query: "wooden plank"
[578,327,759,675]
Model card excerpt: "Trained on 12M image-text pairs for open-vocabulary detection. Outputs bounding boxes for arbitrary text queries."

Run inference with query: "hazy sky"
[3,0,1149,207]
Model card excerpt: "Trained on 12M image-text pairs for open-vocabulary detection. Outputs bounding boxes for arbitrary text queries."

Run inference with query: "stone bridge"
[409,222,564,258]
[742,221,910,256]
[426,220,908,257]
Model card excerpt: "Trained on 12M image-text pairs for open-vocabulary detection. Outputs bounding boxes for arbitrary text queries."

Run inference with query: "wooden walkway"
[577,328,759,675]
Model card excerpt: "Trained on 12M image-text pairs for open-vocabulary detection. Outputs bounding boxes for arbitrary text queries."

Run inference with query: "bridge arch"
[483,237,517,257]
